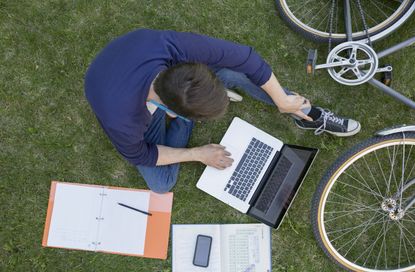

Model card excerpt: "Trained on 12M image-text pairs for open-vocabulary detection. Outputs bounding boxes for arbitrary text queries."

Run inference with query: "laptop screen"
[275,145,318,228]
[247,145,318,228]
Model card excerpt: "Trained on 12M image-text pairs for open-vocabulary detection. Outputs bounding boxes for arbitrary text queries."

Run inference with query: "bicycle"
[276,1,415,271]
[276,0,415,108]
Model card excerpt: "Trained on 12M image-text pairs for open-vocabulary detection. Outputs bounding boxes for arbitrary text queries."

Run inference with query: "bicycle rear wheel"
[276,0,415,43]
[312,132,415,271]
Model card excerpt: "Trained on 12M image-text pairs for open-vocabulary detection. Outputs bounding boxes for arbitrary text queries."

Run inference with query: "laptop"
[196,117,318,228]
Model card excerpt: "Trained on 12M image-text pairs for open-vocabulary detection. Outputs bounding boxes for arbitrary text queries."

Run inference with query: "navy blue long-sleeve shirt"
[85,29,272,166]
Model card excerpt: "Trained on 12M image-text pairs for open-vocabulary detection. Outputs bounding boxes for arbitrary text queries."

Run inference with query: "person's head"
[154,63,229,121]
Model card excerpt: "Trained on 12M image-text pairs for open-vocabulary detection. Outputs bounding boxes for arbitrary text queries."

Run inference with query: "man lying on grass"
[85,29,360,193]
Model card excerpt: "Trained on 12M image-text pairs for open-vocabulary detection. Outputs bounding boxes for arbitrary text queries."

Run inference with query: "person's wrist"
[190,147,202,162]
[275,94,289,112]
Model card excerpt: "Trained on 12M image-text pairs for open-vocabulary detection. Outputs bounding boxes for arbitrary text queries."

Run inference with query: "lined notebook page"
[46,183,103,250]
[172,225,221,272]
[97,188,150,255]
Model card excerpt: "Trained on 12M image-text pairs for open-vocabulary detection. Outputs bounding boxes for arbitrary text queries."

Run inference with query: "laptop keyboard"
[224,138,273,201]
[254,156,292,213]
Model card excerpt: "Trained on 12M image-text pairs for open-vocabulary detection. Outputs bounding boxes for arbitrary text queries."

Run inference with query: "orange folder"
[42,181,173,259]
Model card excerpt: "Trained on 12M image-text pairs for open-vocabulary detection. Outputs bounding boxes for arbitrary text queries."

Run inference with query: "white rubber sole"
[226,89,243,102]
[295,122,361,137]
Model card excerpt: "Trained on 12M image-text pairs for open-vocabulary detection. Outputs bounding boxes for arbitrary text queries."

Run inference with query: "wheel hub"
[326,41,378,86]
[381,198,406,220]
[381,198,397,212]
[389,208,405,221]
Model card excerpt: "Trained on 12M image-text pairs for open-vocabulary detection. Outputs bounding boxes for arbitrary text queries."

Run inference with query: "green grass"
[1,0,415,271]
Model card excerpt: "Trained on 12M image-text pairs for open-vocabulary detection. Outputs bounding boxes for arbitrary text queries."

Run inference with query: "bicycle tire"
[311,132,415,271]
[275,0,415,43]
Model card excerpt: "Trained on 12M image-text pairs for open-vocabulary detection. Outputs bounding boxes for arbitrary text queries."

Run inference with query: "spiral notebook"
[42,181,173,259]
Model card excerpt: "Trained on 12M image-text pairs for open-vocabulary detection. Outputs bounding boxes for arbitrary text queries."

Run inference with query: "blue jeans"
[138,68,310,193]
[215,68,311,115]
[137,108,194,193]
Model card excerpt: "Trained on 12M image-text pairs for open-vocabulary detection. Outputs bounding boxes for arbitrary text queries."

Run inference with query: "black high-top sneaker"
[295,107,361,137]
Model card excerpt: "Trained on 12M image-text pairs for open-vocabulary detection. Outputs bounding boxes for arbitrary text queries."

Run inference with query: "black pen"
[117,202,152,216]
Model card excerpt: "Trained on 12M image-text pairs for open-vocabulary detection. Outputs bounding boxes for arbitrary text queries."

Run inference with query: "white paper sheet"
[97,188,150,255]
[47,183,103,250]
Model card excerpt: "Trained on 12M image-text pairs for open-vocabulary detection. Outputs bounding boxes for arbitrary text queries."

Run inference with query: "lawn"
[1,0,415,271]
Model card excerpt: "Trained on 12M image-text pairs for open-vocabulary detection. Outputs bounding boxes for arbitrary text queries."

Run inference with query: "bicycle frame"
[367,37,415,109]
[344,0,353,42]
[313,0,415,109]
[400,179,415,212]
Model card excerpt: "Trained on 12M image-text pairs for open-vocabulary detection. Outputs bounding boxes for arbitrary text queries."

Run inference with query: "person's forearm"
[155,145,198,166]
[156,144,234,169]
[260,72,288,107]
[259,72,312,120]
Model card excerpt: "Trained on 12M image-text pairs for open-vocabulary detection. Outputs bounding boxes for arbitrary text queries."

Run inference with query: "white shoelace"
[314,109,345,135]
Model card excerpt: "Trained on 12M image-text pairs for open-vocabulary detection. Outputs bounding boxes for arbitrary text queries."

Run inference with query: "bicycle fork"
[382,178,415,220]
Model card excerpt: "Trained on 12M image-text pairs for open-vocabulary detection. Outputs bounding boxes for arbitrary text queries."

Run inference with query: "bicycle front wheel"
[312,132,415,271]
[276,0,415,43]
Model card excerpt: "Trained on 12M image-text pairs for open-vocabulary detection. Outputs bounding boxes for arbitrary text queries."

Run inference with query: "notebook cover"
[42,181,173,259]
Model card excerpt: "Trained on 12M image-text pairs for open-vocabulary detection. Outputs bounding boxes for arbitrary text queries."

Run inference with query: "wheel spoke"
[374,218,390,269]
[347,165,384,200]
[340,212,381,256]
[324,206,380,223]
[335,179,383,200]
[324,202,380,215]
[329,214,384,243]
[399,222,403,268]
[399,138,406,209]
[367,0,393,19]
[356,216,388,265]
[374,149,389,194]
[362,155,384,197]
[402,232,411,268]
[403,144,414,181]
[305,1,333,27]
[326,215,383,235]
[405,157,415,185]
[396,220,415,239]
[326,191,381,212]
[388,145,401,197]
[281,0,407,43]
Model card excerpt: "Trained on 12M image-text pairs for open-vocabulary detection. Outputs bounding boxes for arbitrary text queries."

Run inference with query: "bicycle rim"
[316,136,415,271]
[277,0,415,43]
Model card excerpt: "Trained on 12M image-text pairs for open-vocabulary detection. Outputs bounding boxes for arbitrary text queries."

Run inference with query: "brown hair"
[154,63,229,121]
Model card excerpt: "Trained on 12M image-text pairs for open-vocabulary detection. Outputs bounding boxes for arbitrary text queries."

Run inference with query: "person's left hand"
[276,93,312,121]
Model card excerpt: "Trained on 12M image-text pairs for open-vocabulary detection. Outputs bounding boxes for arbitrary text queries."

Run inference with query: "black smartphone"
[193,235,212,267]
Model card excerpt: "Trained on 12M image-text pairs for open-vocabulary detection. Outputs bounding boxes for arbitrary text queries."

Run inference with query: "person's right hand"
[193,144,234,170]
